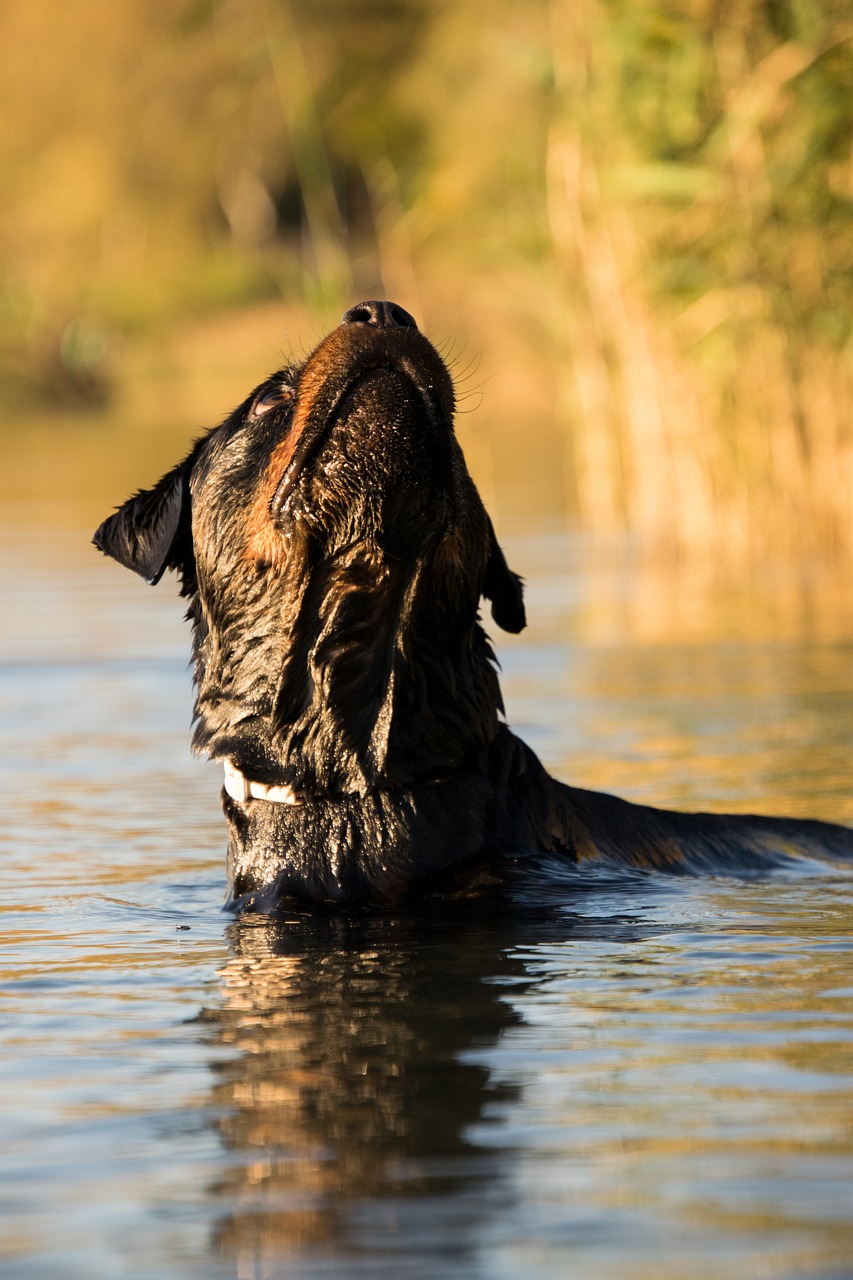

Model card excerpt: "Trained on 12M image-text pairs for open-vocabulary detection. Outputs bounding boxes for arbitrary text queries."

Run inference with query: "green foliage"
[545,0,853,555]
[553,0,852,334]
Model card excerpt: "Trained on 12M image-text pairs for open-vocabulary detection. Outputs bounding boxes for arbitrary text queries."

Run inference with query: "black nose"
[341,300,418,331]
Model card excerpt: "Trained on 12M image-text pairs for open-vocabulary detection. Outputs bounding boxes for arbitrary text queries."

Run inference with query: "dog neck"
[192,540,507,798]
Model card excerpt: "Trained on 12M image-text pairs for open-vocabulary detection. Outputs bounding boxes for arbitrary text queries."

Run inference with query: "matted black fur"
[94,302,853,907]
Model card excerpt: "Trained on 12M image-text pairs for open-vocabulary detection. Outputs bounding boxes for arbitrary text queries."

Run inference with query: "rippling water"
[2,516,852,1280]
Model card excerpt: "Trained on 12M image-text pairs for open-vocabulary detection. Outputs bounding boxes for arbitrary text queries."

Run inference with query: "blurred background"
[0,0,851,558]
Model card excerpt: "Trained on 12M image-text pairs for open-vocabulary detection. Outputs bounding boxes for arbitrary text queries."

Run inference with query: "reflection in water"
[202,893,673,1276]
[198,877,853,1280]
[206,908,527,1272]
[476,883,853,1279]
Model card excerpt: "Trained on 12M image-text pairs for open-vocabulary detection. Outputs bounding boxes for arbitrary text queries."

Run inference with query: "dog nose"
[341,300,418,331]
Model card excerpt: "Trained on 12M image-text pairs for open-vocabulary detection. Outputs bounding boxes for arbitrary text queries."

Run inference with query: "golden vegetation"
[0,0,850,557]
[547,0,853,557]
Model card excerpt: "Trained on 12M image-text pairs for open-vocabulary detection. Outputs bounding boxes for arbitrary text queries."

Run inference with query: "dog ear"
[93,459,192,585]
[483,518,526,633]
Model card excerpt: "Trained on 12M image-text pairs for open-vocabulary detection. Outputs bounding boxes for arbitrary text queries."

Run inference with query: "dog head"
[94,302,525,797]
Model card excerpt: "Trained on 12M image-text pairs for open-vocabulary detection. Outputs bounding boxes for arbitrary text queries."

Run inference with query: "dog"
[94,300,853,907]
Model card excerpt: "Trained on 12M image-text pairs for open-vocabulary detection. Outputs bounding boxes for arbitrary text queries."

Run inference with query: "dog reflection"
[205,911,525,1268]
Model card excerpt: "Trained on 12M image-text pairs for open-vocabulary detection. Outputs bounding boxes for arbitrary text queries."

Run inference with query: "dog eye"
[251,385,291,417]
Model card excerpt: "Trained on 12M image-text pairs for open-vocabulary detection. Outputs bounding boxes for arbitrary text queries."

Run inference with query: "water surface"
[2,516,852,1280]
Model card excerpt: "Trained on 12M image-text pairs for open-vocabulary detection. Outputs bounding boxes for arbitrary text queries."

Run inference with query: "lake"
[2,501,852,1280]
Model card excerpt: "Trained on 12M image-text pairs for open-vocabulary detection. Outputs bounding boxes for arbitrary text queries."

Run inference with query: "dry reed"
[547,0,853,559]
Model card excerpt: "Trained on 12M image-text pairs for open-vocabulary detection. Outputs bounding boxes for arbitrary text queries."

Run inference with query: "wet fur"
[94,306,853,907]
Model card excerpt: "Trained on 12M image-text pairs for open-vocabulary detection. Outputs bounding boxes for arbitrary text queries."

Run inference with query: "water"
[2,516,853,1280]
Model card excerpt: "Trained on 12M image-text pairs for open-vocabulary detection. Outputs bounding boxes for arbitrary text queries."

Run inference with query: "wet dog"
[94,301,853,907]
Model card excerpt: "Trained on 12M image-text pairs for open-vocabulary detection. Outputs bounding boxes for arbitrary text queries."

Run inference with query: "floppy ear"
[483,518,526,633]
[93,459,192,585]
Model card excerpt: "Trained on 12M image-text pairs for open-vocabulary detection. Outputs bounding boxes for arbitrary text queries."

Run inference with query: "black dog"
[94,300,853,907]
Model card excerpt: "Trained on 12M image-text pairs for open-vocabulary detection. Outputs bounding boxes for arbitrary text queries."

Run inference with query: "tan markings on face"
[242,344,339,565]
[243,429,300,565]
[242,322,452,566]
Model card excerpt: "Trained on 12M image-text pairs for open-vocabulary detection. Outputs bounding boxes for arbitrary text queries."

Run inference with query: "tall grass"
[546,0,853,557]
